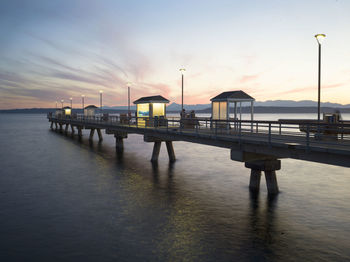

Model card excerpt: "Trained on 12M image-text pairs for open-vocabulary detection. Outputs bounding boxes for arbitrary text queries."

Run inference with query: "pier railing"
[48,114,350,150]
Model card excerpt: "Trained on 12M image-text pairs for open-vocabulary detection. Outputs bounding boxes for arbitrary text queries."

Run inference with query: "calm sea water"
[0,114,349,262]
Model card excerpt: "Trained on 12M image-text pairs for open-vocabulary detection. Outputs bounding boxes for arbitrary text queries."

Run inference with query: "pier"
[47,114,350,195]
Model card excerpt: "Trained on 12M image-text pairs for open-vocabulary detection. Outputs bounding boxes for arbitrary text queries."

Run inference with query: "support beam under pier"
[96,128,103,142]
[50,121,53,129]
[77,127,82,138]
[165,141,176,162]
[71,125,75,134]
[151,141,162,162]
[245,159,281,195]
[65,124,69,134]
[89,129,95,141]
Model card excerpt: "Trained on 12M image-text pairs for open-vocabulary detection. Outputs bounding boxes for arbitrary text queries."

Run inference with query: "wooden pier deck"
[47,115,350,194]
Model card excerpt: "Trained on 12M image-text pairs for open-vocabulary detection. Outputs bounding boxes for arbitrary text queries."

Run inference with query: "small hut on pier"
[133,95,169,126]
[62,106,72,116]
[210,90,255,124]
[84,105,98,117]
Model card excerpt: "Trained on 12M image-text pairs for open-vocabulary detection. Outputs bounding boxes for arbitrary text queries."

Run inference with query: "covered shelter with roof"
[133,95,170,127]
[210,90,255,123]
[84,105,98,117]
[62,106,72,116]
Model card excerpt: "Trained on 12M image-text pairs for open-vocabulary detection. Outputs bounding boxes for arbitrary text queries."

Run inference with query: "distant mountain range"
[1,100,350,114]
[104,100,350,111]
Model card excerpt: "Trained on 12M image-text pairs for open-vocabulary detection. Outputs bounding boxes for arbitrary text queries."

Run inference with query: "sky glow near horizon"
[0,0,350,109]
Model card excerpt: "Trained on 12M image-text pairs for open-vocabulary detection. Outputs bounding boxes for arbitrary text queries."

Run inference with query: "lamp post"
[127,82,132,117]
[70,97,72,109]
[99,90,103,114]
[179,68,186,112]
[55,101,57,109]
[315,33,326,122]
[81,95,85,111]
[61,99,64,109]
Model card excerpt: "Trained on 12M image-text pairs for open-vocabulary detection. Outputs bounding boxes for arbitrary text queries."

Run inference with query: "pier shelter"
[133,95,169,127]
[210,91,255,124]
[84,105,98,117]
[62,106,72,116]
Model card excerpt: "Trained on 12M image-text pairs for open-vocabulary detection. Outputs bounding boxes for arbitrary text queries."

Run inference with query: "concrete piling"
[151,141,162,162]
[78,127,82,138]
[249,169,262,192]
[165,141,176,162]
[245,159,281,195]
[89,129,95,141]
[97,129,103,142]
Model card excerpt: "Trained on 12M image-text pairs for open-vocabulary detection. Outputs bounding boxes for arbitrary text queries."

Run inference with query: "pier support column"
[165,141,176,162]
[89,129,95,141]
[65,124,69,134]
[55,122,58,130]
[71,125,75,134]
[249,169,262,192]
[151,141,162,162]
[78,127,82,138]
[50,122,53,129]
[59,123,63,133]
[96,129,103,142]
[115,136,124,154]
[245,159,281,195]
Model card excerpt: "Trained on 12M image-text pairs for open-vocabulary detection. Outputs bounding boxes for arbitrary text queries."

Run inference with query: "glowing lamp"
[315,34,326,45]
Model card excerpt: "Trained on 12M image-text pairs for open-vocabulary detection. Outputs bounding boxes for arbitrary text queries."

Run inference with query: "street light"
[99,90,103,114]
[70,97,72,109]
[55,101,57,109]
[127,82,132,117]
[61,99,64,109]
[81,95,85,111]
[179,68,186,112]
[315,33,326,122]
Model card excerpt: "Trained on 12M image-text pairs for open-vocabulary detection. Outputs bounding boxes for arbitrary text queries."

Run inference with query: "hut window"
[152,103,165,116]
[137,104,149,117]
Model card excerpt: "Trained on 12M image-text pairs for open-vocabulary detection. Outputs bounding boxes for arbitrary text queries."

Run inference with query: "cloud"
[239,74,260,83]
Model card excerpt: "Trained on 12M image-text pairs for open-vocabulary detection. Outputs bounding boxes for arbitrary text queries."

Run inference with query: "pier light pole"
[61,99,64,109]
[55,101,57,109]
[81,95,85,111]
[127,82,132,117]
[70,97,72,109]
[99,90,103,114]
[179,68,186,112]
[315,33,326,122]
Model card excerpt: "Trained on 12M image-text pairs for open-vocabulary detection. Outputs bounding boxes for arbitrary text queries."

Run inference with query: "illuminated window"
[137,104,149,117]
[212,102,219,119]
[152,103,165,116]
[219,102,227,120]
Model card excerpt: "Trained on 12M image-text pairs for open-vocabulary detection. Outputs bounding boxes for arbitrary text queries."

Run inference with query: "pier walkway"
[47,115,350,194]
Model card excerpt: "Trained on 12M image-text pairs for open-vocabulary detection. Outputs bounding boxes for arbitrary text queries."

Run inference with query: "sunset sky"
[1,0,350,109]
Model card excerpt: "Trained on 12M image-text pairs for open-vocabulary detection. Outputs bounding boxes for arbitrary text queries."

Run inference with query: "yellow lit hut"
[133,95,170,127]
[62,106,72,116]
[210,90,255,127]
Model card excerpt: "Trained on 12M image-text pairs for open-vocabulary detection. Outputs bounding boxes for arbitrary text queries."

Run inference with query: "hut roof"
[210,90,254,102]
[84,105,98,109]
[62,106,71,109]
[133,95,170,104]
